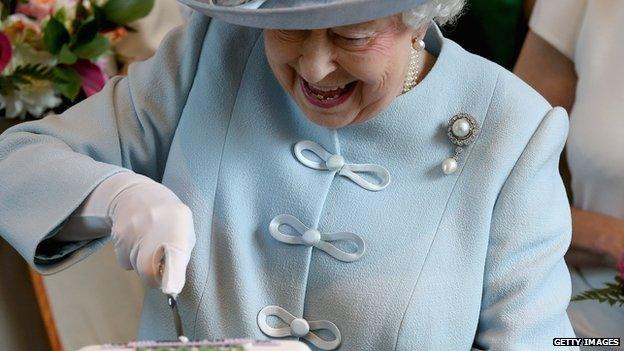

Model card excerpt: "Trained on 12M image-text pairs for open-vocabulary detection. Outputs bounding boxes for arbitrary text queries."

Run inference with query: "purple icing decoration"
[102,339,281,349]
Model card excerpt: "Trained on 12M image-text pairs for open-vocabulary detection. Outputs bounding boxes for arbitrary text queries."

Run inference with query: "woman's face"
[264,16,417,128]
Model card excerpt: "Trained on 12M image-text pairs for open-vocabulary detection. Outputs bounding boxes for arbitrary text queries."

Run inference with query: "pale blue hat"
[177,0,429,29]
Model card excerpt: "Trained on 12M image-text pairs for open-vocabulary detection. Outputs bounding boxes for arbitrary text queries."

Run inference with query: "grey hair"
[401,0,466,30]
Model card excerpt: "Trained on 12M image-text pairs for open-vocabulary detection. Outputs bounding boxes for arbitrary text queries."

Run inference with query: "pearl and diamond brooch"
[442,113,480,175]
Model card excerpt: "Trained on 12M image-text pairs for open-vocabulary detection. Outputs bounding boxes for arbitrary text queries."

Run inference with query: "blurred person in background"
[515,0,624,346]
[116,1,191,66]
[443,0,535,69]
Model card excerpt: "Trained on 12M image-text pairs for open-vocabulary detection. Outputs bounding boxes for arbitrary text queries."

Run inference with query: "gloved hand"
[59,171,196,295]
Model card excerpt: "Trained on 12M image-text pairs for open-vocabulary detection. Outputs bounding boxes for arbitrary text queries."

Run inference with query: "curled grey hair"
[401,0,466,30]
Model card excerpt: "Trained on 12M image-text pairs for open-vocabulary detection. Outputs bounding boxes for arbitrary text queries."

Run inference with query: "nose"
[298,30,338,83]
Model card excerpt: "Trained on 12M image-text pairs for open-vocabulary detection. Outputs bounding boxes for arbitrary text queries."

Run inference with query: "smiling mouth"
[299,77,357,109]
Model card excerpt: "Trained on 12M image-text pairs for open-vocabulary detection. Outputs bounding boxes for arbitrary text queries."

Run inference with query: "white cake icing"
[77,339,310,351]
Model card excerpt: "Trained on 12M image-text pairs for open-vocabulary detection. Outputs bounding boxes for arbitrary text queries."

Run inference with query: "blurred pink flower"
[618,254,624,280]
[72,59,107,97]
[16,0,56,21]
[0,32,12,73]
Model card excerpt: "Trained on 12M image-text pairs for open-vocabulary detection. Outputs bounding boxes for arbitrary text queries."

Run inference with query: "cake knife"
[159,259,187,341]
[167,294,186,340]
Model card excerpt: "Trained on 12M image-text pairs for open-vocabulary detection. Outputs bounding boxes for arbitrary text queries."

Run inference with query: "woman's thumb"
[160,245,191,295]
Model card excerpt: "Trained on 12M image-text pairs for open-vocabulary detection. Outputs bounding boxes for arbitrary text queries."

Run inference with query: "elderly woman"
[0,0,576,349]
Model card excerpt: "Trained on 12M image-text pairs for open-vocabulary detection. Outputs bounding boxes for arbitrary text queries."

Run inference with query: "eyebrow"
[335,20,381,32]
[334,19,395,33]
[331,27,376,37]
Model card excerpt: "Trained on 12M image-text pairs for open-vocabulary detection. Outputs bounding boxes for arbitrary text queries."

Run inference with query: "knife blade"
[159,258,186,340]
[167,294,185,339]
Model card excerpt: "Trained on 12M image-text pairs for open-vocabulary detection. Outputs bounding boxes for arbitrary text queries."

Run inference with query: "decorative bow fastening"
[293,140,391,192]
[257,305,342,350]
[269,214,365,262]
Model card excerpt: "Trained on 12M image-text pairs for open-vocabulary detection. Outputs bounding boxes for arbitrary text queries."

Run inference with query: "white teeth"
[308,83,348,92]
[304,80,355,101]
[313,93,340,101]
[316,86,338,92]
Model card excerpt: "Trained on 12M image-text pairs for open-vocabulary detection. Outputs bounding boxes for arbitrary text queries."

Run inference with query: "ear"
[408,23,430,52]
[412,23,429,41]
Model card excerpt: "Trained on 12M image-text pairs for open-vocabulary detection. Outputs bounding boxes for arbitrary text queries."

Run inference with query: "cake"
[77,339,310,351]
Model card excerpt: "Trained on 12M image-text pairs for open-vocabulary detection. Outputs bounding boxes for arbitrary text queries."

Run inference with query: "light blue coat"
[0,12,576,350]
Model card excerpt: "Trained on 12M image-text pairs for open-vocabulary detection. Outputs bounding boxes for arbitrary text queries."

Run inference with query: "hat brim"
[177,0,429,29]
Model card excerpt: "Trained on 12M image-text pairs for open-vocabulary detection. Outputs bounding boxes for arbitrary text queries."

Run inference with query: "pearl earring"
[402,42,423,94]
[441,113,480,175]
[412,38,425,51]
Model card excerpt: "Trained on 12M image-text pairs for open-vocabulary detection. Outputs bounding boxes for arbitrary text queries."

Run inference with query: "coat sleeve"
[0,13,210,274]
[472,107,577,350]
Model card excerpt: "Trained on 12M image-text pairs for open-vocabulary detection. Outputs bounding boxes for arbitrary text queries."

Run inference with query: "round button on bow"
[302,229,322,246]
[293,140,390,191]
[290,318,310,337]
[258,305,342,350]
[325,154,345,171]
[269,214,366,262]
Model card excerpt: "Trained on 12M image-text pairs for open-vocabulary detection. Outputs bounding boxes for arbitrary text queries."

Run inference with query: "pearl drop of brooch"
[451,118,471,138]
[442,157,458,175]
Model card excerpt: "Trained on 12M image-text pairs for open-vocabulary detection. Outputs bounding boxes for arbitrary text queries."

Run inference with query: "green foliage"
[73,17,100,47]
[55,7,67,25]
[0,64,55,95]
[58,44,78,65]
[43,17,70,54]
[0,63,80,104]
[75,0,90,23]
[572,276,624,307]
[0,64,82,101]
[103,0,155,25]
[1,0,13,20]
[73,34,110,59]
[91,4,109,29]
[44,14,112,66]
[51,66,81,101]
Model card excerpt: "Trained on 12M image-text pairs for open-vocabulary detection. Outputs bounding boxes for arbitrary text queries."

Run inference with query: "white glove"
[57,171,196,295]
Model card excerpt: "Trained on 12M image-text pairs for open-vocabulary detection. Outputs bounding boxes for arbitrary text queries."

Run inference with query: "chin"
[302,110,358,128]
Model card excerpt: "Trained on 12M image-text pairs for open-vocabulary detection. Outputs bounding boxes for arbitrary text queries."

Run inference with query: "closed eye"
[330,31,373,47]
